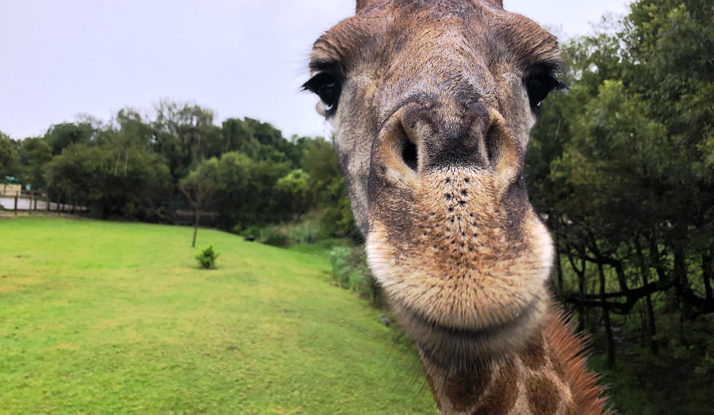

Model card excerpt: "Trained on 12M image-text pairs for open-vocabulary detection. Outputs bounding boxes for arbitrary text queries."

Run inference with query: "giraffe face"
[305,0,563,366]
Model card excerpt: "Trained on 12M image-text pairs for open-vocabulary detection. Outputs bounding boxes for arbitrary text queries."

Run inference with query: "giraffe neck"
[420,312,610,415]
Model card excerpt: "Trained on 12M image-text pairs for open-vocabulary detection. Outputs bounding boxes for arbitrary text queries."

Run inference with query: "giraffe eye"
[303,72,342,116]
[526,71,566,111]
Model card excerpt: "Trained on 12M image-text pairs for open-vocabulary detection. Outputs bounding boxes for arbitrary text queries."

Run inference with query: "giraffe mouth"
[394,294,540,338]
[366,166,555,366]
[391,295,546,368]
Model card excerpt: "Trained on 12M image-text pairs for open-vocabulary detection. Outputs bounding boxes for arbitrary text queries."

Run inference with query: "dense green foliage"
[329,246,382,306]
[527,0,714,413]
[0,131,22,179]
[0,102,355,237]
[0,217,434,414]
[45,143,171,219]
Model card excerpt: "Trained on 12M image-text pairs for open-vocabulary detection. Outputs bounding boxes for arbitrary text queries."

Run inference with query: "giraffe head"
[305,0,564,371]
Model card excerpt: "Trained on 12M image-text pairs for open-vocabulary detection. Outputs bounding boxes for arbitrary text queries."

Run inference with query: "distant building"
[2,177,22,196]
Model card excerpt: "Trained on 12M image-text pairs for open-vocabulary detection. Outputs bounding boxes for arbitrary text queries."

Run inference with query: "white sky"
[0,0,630,140]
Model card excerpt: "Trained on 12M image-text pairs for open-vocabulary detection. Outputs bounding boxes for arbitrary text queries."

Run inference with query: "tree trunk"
[192,210,200,248]
[643,268,658,355]
[638,302,646,348]
[703,251,713,310]
[597,261,616,368]
[567,250,587,332]
[579,258,588,332]
[552,226,564,296]
[635,237,658,355]
[674,245,691,322]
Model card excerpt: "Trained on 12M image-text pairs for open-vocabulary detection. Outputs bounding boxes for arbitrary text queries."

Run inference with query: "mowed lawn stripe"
[0,217,435,415]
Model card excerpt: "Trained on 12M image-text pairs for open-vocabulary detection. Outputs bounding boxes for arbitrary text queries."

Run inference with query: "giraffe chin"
[366,206,554,371]
[391,293,550,372]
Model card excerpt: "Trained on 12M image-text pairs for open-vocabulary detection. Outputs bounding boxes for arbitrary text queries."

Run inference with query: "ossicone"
[356,0,386,13]
[357,0,504,14]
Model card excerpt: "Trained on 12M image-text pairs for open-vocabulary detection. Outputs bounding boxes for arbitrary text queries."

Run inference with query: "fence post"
[46,193,50,214]
[29,191,34,215]
[57,194,61,215]
[14,192,18,216]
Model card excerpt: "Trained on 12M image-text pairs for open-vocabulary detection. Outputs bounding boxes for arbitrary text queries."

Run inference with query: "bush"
[286,219,319,244]
[329,246,382,305]
[195,245,220,269]
[235,210,352,250]
[330,247,353,288]
[239,225,263,239]
[258,225,289,247]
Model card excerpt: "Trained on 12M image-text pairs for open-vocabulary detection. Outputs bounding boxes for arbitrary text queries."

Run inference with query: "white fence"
[0,192,84,214]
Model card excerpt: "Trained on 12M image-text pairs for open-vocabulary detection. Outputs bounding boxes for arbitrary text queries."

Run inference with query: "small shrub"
[329,246,382,306]
[329,247,353,288]
[287,220,319,244]
[258,225,290,247]
[195,245,220,269]
[239,225,263,238]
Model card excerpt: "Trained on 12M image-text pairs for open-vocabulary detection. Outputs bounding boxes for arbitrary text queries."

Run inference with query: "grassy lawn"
[0,217,435,415]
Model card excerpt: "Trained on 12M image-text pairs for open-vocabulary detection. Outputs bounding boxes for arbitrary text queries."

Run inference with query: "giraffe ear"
[356,0,386,13]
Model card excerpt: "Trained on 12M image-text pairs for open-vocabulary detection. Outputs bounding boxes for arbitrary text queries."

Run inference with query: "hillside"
[0,217,436,414]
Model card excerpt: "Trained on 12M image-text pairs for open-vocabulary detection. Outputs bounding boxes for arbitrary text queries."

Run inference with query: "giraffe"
[303,1,611,414]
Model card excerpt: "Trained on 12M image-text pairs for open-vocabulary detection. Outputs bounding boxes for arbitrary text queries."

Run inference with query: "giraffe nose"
[398,102,493,172]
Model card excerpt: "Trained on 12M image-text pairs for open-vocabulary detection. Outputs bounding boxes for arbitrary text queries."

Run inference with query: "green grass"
[0,217,435,415]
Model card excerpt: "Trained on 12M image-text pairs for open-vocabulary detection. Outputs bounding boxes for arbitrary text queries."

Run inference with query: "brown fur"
[526,375,559,415]
[544,312,613,415]
[305,1,610,414]
[418,309,608,415]
[445,368,492,411]
[472,359,518,415]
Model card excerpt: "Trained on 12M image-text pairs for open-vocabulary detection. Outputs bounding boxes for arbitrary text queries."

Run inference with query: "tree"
[0,132,22,180]
[18,137,53,189]
[301,137,356,238]
[44,122,94,155]
[153,100,219,181]
[45,143,171,219]
[526,0,714,379]
[179,159,220,247]
[274,169,311,219]
[222,118,261,158]
[96,108,155,149]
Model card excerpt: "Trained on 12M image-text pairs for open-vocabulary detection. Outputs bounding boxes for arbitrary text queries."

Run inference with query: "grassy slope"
[0,217,435,415]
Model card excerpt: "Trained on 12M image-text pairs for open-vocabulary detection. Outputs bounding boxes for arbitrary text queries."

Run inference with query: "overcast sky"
[0,0,630,140]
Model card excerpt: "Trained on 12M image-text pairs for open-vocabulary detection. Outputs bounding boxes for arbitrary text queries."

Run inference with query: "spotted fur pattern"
[421,311,610,415]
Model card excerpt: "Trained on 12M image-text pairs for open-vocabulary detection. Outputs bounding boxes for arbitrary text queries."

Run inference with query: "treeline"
[527,0,713,413]
[0,100,355,238]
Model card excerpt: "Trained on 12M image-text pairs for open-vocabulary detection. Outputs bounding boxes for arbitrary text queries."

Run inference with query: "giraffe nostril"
[485,122,501,167]
[401,138,418,171]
